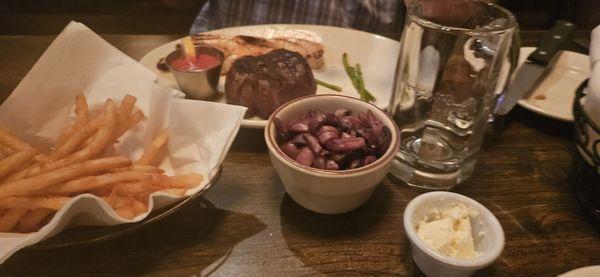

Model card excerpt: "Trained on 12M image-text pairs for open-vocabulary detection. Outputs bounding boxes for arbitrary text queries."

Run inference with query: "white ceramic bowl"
[403,192,505,277]
[264,94,399,214]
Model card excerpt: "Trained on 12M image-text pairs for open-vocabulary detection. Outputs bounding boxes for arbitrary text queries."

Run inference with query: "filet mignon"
[225,49,317,119]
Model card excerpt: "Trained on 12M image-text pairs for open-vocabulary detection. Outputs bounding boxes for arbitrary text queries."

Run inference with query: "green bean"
[315,79,342,92]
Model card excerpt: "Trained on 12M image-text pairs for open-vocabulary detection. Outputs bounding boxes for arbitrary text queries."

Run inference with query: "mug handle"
[491,25,521,121]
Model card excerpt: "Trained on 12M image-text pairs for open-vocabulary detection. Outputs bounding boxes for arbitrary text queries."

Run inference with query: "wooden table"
[0,31,598,276]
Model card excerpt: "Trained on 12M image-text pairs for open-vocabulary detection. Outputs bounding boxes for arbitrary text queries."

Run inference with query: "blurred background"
[0,0,598,35]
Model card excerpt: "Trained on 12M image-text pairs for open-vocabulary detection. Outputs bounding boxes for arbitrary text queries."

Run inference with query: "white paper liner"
[0,22,246,263]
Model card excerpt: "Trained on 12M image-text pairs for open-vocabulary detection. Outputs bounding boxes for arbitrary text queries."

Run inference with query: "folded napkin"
[580,25,600,169]
[0,22,246,263]
[590,25,600,67]
[585,65,600,122]
[583,25,600,125]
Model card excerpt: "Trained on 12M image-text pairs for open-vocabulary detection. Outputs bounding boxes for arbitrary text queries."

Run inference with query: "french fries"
[0,156,131,198]
[0,149,38,180]
[0,94,204,233]
[114,108,144,141]
[0,144,16,156]
[117,95,136,127]
[75,94,90,125]
[48,99,116,162]
[35,171,156,195]
[136,129,169,166]
[17,209,53,233]
[0,208,28,232]
[0,127,35,152]
[0,196,71,210]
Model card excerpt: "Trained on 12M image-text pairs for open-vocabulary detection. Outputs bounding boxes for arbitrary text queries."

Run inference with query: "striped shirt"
[190,0,405,35]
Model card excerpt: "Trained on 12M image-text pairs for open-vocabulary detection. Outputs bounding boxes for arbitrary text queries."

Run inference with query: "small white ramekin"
[403,192,505,277]
[264,94,399,214]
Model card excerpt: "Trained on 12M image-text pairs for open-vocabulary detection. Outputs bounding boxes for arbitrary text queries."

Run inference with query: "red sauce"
[170,54,220,71]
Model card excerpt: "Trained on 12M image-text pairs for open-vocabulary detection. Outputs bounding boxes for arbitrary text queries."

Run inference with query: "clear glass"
[389,0,517,189]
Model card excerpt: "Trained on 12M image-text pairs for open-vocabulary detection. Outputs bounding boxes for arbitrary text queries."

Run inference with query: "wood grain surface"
[0,32,598,276]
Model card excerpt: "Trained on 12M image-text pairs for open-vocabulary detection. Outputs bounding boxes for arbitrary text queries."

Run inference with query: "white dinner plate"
[139,24,400,129]
[515,47,590,122]
[559,265,600,277]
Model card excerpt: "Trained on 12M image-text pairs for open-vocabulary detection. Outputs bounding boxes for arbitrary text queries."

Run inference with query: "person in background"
[186,0,493,35]
[189,0,411,35]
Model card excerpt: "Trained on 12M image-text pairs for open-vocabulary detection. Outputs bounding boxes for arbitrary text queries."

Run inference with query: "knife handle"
[528,20,577,66]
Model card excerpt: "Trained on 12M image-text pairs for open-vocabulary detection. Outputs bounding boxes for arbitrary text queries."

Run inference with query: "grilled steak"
[225,49,317,119]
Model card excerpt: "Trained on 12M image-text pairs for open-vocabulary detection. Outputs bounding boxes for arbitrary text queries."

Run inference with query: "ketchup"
[170,53,221,71]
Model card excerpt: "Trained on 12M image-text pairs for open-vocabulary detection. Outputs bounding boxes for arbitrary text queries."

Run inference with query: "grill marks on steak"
[225,49,317,119]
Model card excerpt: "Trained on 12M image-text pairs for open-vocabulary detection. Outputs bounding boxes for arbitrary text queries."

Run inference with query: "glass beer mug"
[389,0,519,189]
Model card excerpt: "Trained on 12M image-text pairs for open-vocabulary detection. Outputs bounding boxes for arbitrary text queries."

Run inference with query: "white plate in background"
[139,24,400,129]
[516,47,590,122]
[559,265,600,277]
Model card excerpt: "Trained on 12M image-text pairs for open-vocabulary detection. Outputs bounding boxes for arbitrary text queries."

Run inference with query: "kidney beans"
[275,109,391,170]
[329,152,346,163]
[303,133,323,156]
[348,158,363,169]
[334,108,351,118]
[308,112,341,134]
[312,157,326,169]
[317,125,339,144]
[280,141,301,158]
[288,120,310,133]
[325,159,340,170]
[364,155,377,165]
[295,147,315,166]
[325,137,365,152]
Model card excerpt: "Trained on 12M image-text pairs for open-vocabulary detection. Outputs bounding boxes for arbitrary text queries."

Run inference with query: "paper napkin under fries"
[0,22,246,263]
[579,25,600,171]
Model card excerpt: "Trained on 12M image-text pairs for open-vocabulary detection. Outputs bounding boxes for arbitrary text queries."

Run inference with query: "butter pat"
[416,203,480,259]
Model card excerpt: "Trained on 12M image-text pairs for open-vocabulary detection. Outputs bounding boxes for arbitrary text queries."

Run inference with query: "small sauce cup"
[166,46,224,100]
[403,191,505,277]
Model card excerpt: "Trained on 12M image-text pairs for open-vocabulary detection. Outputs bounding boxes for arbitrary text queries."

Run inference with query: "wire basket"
[572,80,600,225]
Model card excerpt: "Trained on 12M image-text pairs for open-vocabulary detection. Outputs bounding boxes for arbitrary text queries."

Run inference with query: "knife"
[495,20,577,115]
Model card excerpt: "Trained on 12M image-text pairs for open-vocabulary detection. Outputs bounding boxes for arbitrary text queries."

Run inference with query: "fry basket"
[572,80,600,225]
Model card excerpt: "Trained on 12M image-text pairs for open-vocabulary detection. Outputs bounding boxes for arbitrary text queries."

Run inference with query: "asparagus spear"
[355,63,376,101]
[342,53,376,102]
[342,53,360,89]
[315,79,342,92]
